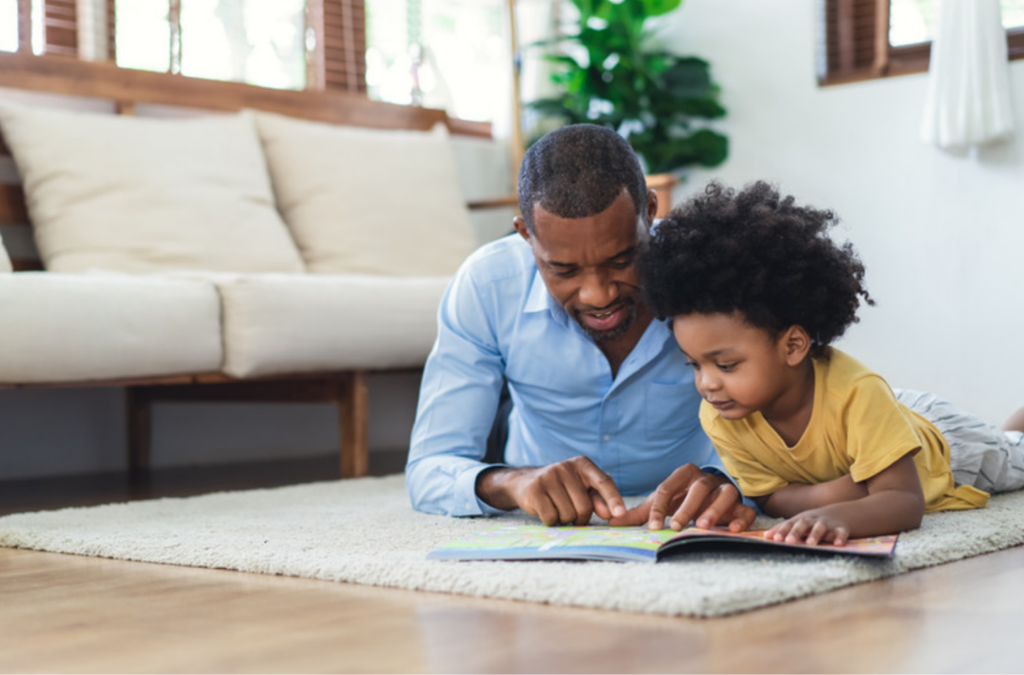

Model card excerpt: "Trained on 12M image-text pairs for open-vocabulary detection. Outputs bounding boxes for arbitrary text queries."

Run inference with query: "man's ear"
[645,189,658,227]
[782,325,812,366]
[513,215,531,243]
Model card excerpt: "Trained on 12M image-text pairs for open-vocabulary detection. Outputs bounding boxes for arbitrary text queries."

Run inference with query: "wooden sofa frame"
[0,52,515,479]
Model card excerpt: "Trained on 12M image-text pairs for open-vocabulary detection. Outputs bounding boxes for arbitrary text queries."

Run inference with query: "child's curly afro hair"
[640,181,873,354]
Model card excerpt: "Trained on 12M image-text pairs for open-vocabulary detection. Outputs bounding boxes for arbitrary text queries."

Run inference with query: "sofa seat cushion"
[216,274,450,378]
[254,112,476,276]
[0,104,306,274]
[0,273,222,383]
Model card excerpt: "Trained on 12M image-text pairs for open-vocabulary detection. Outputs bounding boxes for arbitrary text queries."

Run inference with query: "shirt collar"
[524,269,573,327]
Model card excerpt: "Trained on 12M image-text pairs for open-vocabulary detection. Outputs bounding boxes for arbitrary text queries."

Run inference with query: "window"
[820,0,1024,85]
[890,0,1024,46]
[5,0,502,125]
[364,0,509,123]
[114,0,308,90]
[8,0,367,94]
[1,0,18,52]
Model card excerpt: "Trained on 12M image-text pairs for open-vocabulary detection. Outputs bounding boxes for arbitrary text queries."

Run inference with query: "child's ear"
[782,325,812,366]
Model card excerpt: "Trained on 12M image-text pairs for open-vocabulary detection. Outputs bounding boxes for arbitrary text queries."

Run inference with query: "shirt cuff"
[701,465,759,509]
[453,463,511,517]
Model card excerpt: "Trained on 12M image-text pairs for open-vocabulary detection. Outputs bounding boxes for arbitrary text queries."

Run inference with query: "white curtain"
[921,0,1015,150]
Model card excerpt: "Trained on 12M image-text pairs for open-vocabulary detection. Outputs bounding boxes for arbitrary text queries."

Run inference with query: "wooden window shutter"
[821,0,890,83]
[43,0,79,57]
[313,0,367,94]
[105,0,117,61]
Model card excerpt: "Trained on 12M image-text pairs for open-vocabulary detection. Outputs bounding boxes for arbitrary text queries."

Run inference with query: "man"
[406,124,754,531]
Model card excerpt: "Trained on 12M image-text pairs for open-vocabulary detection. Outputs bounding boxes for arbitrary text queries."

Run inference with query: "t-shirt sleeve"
[699,403,788,498]
[840,375,923,483]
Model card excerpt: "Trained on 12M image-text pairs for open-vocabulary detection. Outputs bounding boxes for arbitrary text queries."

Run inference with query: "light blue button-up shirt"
[406,234,724,517]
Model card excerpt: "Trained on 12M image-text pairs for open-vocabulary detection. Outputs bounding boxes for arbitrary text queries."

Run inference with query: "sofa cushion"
[254,112,476,276]
[0,104,306,274]
[0,273,223,383]
[216,274,449,378]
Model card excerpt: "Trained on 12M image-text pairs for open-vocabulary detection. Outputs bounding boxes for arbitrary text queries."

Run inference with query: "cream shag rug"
[2,474,1023,618]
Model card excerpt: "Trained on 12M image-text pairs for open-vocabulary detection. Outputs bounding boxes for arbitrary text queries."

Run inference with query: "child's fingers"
[784,518,813,544]
[767,519,793,541]
[831,526,850,546]
[806,520,830,546]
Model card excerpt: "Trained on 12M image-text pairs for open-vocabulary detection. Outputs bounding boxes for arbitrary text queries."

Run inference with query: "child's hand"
[764,510,851,546]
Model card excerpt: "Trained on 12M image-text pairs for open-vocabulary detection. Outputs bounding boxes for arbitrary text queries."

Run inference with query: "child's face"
[672,312,798,421]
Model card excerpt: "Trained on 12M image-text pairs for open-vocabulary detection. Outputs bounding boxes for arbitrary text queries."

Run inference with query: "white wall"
[661,0,1024,426]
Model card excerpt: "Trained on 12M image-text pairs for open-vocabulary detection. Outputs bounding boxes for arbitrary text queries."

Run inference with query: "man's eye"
[553,269,577,278]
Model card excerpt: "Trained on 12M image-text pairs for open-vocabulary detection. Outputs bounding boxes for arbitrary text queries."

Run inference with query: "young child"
[638,181,1024,546]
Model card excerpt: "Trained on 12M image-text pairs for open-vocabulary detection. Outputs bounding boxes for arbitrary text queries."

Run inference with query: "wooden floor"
[1,457,1023,674]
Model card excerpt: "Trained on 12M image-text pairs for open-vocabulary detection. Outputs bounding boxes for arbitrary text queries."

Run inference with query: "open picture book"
[427,525,899,563]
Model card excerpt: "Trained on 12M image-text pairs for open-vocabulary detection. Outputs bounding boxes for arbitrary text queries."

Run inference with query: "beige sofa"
[0,57,510,478]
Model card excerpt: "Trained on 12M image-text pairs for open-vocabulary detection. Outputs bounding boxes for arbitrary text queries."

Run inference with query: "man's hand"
[609,464,755,532]
[476,457,627,526]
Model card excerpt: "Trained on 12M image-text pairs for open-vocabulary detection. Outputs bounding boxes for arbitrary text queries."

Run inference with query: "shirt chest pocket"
[645,380,700,441]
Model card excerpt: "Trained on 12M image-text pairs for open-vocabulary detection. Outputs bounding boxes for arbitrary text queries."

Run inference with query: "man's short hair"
[517,124,647,233]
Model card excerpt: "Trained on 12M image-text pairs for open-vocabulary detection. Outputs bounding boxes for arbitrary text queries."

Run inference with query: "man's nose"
[577,270,617,308]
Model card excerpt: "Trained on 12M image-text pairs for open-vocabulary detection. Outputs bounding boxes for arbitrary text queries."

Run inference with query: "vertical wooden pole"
[506,0,524,193]
[126,387,153,476]
[337,371,369,478]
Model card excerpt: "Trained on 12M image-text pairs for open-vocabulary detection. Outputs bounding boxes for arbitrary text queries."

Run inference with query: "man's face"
[514,189,655,343]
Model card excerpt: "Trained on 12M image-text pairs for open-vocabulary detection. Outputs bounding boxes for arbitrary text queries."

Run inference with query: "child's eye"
[717,363,736,372]
[685,360,699,370]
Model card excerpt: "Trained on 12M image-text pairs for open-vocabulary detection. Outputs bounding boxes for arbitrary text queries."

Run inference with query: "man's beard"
[572,297,638,343]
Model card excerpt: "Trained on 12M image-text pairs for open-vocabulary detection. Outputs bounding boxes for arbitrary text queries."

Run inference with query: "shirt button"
[603,434,611,442]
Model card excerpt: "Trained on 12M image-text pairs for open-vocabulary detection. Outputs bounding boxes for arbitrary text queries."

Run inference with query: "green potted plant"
[525,0,727,183]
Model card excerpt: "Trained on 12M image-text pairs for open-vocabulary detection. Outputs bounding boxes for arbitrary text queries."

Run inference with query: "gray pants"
[895,389,1024,494]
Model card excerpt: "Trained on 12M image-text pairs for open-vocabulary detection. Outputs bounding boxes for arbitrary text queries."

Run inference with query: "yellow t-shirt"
[700,348,988,513]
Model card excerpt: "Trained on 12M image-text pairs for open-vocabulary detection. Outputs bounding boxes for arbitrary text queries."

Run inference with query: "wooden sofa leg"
[125,387,153,476]
[337,371,369,478]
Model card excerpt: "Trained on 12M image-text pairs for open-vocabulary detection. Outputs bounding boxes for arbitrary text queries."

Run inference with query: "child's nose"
[700,371,721,391]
